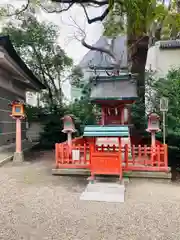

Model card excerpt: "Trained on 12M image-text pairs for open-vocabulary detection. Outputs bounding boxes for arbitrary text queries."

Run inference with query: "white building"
[145,39,180,112]
[146,39,180,77]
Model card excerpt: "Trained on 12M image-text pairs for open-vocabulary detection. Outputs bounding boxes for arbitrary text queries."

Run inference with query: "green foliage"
[68,101,97,135]
[149,68,180,134]
[39,106,67,149]
[146,68,180,165]
[69,66,84,88]
[0,9,86,148]
[25,105,45,123]
[104,0,180,40]
[1,10,73,106]
[131,98,146,132]
[25,104,68,148]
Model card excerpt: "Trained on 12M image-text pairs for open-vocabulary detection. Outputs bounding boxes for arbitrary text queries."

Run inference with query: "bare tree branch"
[51,0,111,24]
[68,16,119,66]
[4,0,30,16]
[40,2,74,13]
[81,38,117,61]
[52,0,108,6]
[80,3,110,24]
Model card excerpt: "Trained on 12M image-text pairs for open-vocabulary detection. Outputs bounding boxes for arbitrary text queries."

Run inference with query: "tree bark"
[129,36,149,103]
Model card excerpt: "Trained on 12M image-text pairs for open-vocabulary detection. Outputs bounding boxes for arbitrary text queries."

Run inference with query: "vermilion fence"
[55,142,90,169]
[55,138,168,173]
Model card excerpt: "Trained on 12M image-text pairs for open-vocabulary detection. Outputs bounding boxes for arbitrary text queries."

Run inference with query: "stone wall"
[0,86,26,146]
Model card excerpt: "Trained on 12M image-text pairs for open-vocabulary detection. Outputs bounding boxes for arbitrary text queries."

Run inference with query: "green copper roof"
[90,80,137,101]
[91,74,137,82]
[83,125,129,137]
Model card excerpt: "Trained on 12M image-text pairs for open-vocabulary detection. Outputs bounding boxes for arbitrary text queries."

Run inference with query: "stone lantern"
[146,113,161,146]
[62,115,76,146]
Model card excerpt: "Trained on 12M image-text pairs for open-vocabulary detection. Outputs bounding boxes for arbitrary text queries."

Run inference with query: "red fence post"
[164,144,168,168]
[125,144,128,168]
[150,146,153,166]
[119,142,122,180]
[138,145,141,159]
[84,143,87,164]
[157,145,160,167]
[144,145,147,166]
[55,143,58,168]
[61,144,64,164]
[132,145,135,165]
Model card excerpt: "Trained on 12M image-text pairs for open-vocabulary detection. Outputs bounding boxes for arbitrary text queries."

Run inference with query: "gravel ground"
[0,151,180,240]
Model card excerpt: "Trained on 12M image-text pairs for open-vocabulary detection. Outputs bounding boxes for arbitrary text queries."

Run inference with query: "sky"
[0,0,103,64]
[0,0,104,102]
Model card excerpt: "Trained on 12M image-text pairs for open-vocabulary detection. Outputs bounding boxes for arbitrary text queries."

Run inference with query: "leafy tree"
[69,66,84,88]
[147,68,180,135]
[2,1,179,109]
[39,106,68,148]
[67,74,98,135]
[146,68,180,166]
[103,0,180,96]
[1,8,73,107]
[0,7,87,147]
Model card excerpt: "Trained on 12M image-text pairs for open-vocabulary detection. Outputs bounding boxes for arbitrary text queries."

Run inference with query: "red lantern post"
[9,100,26,162]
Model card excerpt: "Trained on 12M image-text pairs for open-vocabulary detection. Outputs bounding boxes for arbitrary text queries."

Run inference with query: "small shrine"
[54,58,169,181]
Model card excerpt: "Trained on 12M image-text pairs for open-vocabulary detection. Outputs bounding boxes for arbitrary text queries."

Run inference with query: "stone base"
[13,152,24,163]
[52,168,171,179]
[80,182,125,203]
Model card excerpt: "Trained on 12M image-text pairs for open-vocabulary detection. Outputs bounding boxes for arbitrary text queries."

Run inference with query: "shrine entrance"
[90,137,123,180]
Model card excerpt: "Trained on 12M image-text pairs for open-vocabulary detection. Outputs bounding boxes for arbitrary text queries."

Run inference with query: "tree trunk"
[128,36,149,102]
[128,36,149,131]
[177,0,180,13]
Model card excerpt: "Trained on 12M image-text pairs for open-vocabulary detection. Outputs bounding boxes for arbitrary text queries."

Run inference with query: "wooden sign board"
[72,149,80,161]
[96,137,119,147]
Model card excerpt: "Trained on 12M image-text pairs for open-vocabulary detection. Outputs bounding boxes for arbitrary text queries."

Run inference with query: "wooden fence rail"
[55,141,168,172]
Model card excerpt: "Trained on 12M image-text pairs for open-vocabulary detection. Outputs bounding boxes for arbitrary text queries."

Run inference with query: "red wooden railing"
[55,138,168,173]
[122,144,168,172]
[55,137,90,169]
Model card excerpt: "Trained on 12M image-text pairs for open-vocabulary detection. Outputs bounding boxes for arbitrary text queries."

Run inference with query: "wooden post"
[119,139,122,181]
[13,117,24,162]
[16,118,21,153]
[164,144,168,168]
[55,143,58,168]
[125,144,129,168]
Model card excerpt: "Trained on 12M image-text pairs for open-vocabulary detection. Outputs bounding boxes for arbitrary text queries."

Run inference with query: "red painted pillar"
[16,118,21,153]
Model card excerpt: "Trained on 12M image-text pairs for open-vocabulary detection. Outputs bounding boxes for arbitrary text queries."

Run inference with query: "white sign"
[72,150,80,161]
[160,97,168,111]
[96,137,119,147]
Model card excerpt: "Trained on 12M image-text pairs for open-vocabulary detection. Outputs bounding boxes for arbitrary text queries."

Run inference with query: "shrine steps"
[80,181,126,203]
[52,167,172,179]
